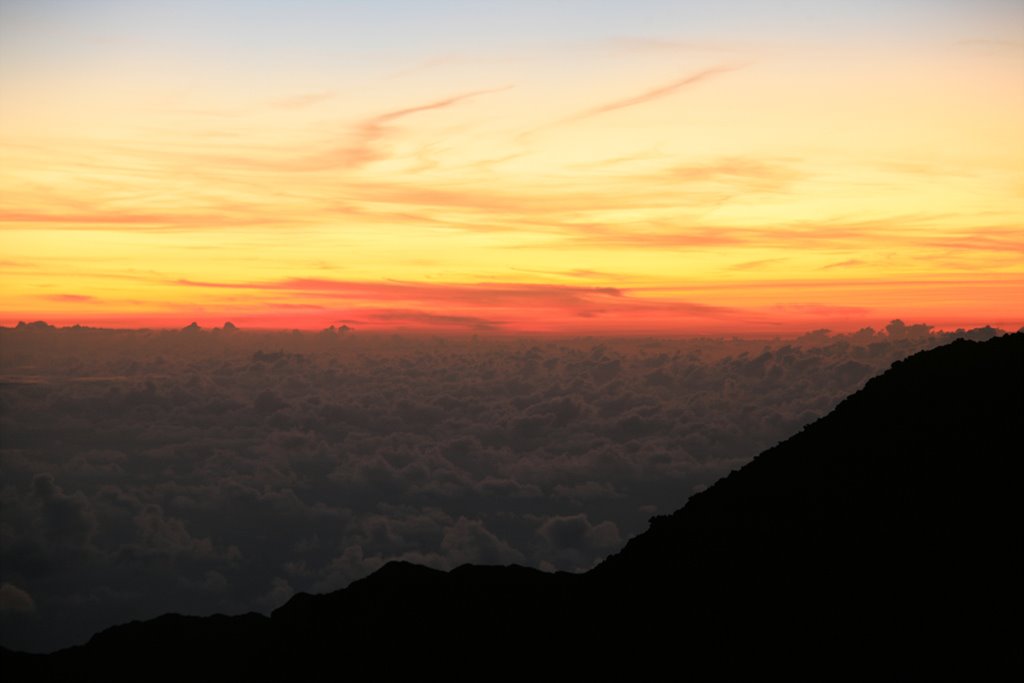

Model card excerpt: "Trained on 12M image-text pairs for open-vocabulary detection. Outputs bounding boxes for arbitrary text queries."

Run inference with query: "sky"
[1,0,1022,334]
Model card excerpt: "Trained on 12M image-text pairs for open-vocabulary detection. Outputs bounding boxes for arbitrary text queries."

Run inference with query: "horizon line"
[3,318,1018,340]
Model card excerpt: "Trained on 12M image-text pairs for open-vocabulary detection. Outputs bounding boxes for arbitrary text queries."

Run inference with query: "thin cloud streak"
[563,63,747,124]
[294,86,513,172]
[731,258,788,271]
[628,275,1024,293]
[356,309,505,331]
[509,267,622,280]
[176,86,513,174]
[176,277,625,306]
[170,276,743,330]
[517,63,747,144]
[0,210,286,230]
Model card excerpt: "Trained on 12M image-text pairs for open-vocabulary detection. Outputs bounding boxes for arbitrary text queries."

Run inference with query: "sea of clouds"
[0,320,1006,652]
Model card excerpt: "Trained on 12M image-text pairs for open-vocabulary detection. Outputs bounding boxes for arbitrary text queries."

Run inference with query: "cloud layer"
[0,322,1005,652]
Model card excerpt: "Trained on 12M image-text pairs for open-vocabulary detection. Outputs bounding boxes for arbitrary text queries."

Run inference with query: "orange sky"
[1,1,1022,334]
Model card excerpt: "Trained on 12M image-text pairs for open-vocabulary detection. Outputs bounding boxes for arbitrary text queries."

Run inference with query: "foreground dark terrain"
[4,333,1022,681]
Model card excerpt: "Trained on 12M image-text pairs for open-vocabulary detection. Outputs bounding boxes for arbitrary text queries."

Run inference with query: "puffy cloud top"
[0,323,1003,652]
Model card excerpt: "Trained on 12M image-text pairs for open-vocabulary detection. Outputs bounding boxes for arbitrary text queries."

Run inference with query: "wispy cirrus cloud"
[562,63,746,124]
[170,276,745,331]
[545,212,989,252]
[0,209,286,231]
[823,259,864,269]
[547,225,742,249]
[509,267,622,280]
[922,228,1024,254]
[730,258,788,271]
[518,63,747,144]
[156,86,514,175]
[283,86,512,172]
[660,157,800,192]
[172,274,749,329]
[176,277,624,307]
[347,309,505,331]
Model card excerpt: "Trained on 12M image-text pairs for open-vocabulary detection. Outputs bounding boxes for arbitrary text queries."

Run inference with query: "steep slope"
[586,332,1023,680]
[4,334,1021,682]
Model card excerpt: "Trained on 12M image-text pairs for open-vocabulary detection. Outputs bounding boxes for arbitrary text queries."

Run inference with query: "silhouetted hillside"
[5,334,1021,681]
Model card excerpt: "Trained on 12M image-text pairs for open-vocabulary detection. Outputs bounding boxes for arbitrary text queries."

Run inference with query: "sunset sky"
[1,0,1021,334]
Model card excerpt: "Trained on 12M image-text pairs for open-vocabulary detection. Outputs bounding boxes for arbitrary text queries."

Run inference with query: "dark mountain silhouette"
[4,334,1021,681]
